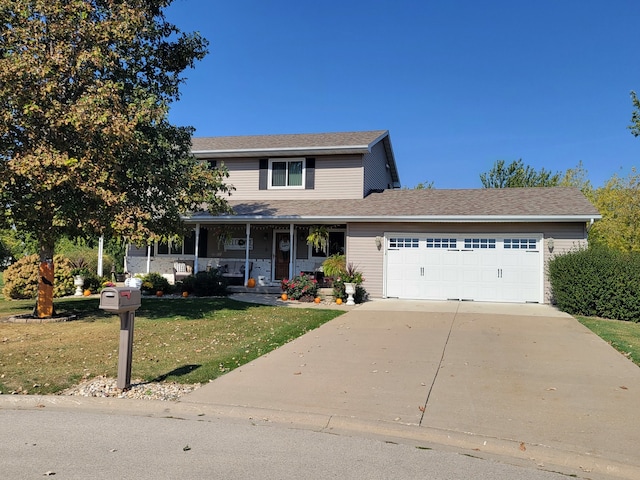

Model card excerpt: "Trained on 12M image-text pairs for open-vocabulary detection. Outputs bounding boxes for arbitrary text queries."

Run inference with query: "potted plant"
[332,262,367,305]
[70,258,90,296]
[321,254,345,287]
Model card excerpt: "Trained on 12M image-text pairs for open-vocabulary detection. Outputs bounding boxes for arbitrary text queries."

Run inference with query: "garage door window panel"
[504,238,537,250]
[464,238,496,249]
[426,238,457,249]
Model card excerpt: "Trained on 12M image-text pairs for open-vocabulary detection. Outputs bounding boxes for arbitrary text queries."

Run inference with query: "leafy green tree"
[589,169,640,252]
[480,159,561,188]
[0,0,231,317]
[414,180,435,189]
[629,90,640,137]
[559,161,593,197]
[0,228,37,267]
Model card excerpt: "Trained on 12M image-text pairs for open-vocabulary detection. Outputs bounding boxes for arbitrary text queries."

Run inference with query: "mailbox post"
[99,287,142,390]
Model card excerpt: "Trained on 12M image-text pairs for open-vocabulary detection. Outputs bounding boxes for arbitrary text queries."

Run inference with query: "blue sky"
[164,0,640,189]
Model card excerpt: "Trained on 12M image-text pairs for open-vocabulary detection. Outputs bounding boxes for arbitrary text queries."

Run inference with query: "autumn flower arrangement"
[280,273,318,301]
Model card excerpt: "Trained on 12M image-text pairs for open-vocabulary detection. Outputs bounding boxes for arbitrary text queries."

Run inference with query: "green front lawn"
[577,316,640,367]
[0,296,343,395]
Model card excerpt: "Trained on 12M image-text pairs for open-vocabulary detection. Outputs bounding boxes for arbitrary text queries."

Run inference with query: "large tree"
[480,159,561,188]
[0,0,231,317]
[589,169,640,252]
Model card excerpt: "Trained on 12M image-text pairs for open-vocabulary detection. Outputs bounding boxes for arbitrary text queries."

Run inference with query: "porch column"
[244,223,251,286]
[288,223,294,280]
[146,245,151,274]
[194,223,200,273]
[97,235,104,277]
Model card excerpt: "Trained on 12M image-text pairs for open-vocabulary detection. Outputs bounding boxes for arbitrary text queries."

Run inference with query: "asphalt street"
[1,408,571,480]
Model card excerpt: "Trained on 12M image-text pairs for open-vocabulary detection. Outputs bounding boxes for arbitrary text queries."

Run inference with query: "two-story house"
[125,130,600,304]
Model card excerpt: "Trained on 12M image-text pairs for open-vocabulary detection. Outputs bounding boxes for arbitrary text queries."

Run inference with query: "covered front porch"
[125,222,346,286]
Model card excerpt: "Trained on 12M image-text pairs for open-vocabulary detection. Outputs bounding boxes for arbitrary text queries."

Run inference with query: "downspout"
[244,223,251,286]
[194,224,200,273]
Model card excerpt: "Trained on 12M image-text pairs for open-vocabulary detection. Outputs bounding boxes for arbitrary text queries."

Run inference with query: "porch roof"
[187,187,600,224]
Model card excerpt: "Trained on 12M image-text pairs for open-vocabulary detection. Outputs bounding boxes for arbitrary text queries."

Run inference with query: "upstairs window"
[269,158,304,188]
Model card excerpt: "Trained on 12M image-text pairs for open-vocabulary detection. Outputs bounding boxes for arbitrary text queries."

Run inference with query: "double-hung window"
[269,158,304,188]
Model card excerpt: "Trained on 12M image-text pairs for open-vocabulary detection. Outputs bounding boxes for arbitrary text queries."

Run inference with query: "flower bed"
[281,273,318,301]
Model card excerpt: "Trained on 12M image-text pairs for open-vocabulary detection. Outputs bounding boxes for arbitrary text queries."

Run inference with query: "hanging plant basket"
[306,225,329,252]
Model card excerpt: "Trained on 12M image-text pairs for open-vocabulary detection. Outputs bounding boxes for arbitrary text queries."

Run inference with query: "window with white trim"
[269,158,305,188]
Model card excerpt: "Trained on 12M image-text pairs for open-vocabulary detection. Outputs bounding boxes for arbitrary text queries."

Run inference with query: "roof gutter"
[192,145,372,157]
[182,214,602,224]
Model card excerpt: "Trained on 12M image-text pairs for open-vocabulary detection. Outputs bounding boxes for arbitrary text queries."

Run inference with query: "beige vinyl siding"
[347,221,589,302]
[362,140,394,195]
[221,155,364,201]
[346,223,386,298]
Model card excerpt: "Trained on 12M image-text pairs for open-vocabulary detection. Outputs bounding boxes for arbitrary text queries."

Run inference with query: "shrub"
[180,269,228,297]
[281,273,318,301]
[82,273,105,294]
[549,246,640,321]
[140,272,171,295]
[2,254,75,299]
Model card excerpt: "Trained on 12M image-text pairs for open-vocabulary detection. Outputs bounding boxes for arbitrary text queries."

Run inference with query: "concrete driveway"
[181,299,640,480]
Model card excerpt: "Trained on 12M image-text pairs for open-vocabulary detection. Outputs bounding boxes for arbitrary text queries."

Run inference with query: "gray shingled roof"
[189,187,600,222]
[191,130,388,154]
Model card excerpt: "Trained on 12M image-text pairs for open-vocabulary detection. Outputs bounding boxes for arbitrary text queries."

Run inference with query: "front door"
[274,232,291,280]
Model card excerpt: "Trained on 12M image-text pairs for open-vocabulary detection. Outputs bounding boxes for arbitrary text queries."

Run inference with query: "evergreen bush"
[549,246,640,321]
[140,272,171,295]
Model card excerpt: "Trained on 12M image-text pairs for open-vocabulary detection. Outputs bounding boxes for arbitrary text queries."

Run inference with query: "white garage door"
[385,234,542,303]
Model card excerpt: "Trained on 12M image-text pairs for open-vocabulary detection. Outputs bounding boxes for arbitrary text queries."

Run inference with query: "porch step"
[227,285,335,299]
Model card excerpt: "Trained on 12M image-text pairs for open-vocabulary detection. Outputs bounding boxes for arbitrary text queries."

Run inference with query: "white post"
[194,224,200,273]
[97,235,104,277]
[288,223,294,280]
[244,223,251,285]
[146,245,151,274]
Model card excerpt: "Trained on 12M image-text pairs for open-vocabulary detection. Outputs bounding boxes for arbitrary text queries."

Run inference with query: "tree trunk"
[36,241,55,318]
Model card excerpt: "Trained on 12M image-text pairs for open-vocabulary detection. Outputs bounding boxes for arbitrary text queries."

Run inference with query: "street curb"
[2,395,639,480]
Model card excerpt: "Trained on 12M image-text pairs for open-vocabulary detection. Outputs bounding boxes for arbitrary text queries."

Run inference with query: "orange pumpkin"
[336,298,343,305]
[281,293,288,301]
[247,278,256,288]
[83,289,92,296]
[156,290,164,297]
[314,297,321,304]
[182,291,189,298]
